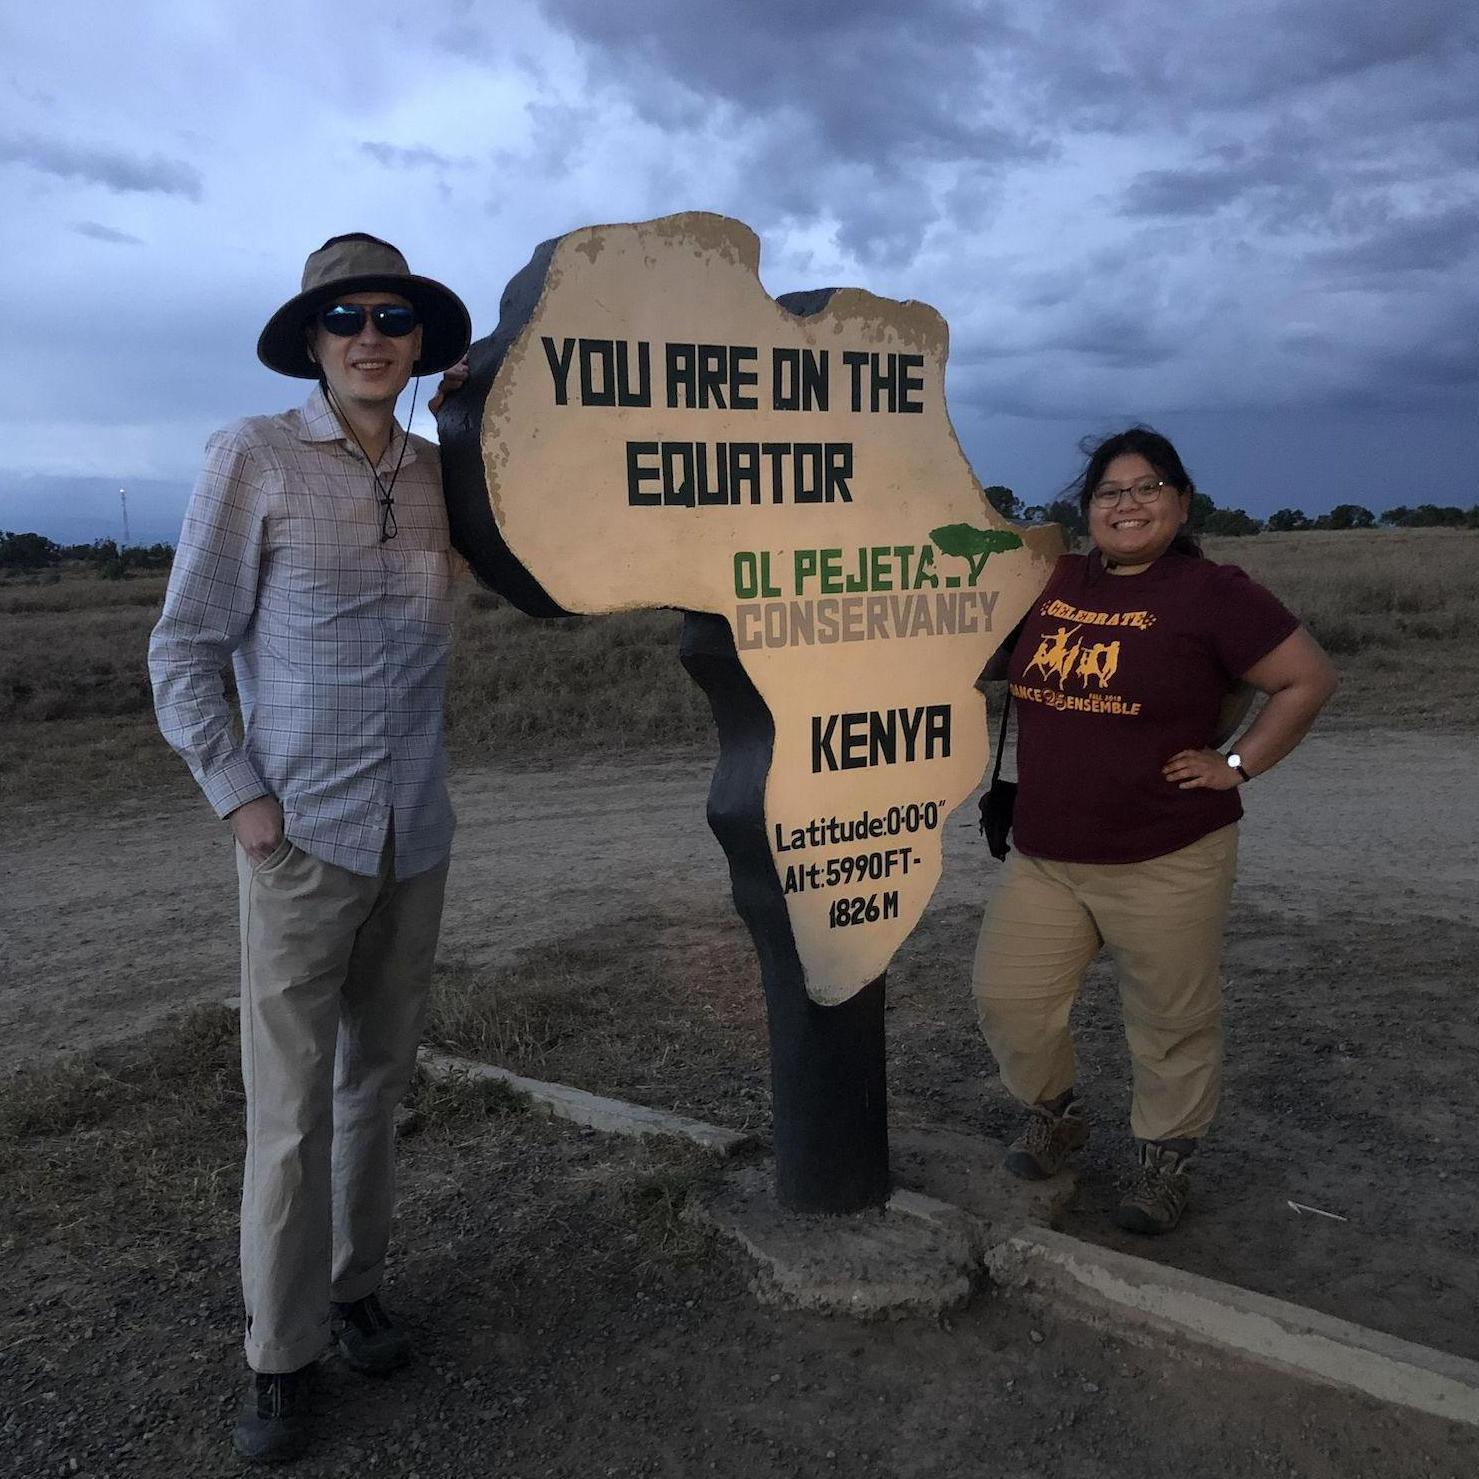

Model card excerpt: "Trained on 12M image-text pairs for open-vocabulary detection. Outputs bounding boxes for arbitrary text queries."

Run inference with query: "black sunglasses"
[318,303,419,338]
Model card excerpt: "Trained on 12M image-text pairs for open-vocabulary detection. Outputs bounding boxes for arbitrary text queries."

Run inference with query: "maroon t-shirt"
[1008,551,1300,864]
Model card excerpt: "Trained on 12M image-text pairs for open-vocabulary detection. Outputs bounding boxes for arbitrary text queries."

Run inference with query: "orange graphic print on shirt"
[1025,624,1121,692]
[1012,598,1146,717]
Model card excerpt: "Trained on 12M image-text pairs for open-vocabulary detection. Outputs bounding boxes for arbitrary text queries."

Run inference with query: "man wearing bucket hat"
[150,234,471,1461]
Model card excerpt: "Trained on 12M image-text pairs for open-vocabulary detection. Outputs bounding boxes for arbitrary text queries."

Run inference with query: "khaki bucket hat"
[257,232,471,380]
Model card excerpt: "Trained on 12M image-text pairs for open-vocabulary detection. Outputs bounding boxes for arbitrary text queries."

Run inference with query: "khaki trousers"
[236,837,448,1373]
[972,824,1238,1144]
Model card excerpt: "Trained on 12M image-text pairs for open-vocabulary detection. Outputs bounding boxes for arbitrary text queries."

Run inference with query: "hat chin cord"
[322,375,419,544]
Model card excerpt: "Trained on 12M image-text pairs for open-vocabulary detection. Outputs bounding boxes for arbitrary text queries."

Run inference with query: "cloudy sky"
[3,0,1476,543]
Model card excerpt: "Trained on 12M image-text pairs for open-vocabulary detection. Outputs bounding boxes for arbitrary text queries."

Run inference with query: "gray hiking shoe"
[232,1367,310,1463]
[1114,1141,1193,1234]
[332,1292,411,1376]
[1004,1099,1088,1181]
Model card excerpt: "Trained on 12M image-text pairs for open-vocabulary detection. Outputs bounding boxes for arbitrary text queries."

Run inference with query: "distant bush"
[1201,507,1262,536]
[1318,504,1376,530]
[1380,504,1477,529]
[1265,508,1312,532]
[0,531,173,576]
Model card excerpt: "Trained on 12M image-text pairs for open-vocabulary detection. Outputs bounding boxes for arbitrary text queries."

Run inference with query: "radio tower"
[120,487,131,548]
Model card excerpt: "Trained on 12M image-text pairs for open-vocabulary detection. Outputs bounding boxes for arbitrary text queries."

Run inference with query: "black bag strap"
[989,683,1012,786]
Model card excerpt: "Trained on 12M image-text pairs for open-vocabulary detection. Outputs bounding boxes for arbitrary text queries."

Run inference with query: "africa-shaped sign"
[441,213,1057,1008]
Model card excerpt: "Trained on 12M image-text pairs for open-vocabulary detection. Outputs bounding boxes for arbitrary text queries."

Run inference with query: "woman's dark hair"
[1072,425,1203,561]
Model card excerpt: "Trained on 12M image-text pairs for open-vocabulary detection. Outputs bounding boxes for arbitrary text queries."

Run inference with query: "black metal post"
[680,613,890,1213]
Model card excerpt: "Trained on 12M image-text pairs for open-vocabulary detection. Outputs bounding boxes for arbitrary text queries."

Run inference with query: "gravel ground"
[2,1046,1474,1479]
[3,729,1477,1474]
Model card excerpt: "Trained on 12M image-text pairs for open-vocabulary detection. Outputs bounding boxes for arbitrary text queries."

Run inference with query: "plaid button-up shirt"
[149,386,455,878]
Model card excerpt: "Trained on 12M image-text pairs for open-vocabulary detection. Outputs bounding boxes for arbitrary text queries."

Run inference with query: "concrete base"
[690,1164,978,1318]
[691,1130,1075,1319]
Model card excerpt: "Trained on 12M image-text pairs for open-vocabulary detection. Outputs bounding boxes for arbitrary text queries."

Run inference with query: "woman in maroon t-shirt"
[973,427,1337,1233]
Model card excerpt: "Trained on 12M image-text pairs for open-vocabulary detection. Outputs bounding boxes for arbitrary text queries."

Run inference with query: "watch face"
[1227,753,1242,769]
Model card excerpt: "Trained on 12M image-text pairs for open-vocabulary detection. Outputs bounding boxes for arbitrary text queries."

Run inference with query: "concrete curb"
[417,1048,755,1156]
[987,1227,1479,1429]
[223,999,753,1155]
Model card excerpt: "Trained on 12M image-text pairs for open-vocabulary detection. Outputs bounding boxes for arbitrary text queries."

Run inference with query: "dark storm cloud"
[1118,142,1340,231]
[0,134,203,199]
[1313,204,1479,276]
[539,0,1040,164]
[1032,0,1479,126]
[1036,308,1180,370]
[1369,299,1479,394]
[534,0,1051,264]
[70,221,143,245]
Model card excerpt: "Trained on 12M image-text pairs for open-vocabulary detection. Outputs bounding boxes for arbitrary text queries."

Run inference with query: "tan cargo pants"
[236,836,448,1373]
[972,824,1238,1144]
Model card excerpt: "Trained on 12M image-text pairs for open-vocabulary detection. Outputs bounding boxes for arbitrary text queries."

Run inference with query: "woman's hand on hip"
[1163,748,1241,791]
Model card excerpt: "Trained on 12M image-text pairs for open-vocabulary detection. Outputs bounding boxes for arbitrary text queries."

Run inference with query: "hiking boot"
[333,1292,411,1376]
[1004,1097,1088,1181]
[1114,1141,1194,1235]
[232,1367,310,1463]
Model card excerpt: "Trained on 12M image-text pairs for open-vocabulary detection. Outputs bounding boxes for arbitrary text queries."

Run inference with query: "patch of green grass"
[0,1007,243,1257]
[405,1065,528,1131]
[425,911,769,1130]
[427,949,618,1070]
[622,1151,720,1265]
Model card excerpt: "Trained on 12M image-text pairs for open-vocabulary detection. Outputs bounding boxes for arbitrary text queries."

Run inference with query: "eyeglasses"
[318,303,419,338]
[1089,478,1172,506]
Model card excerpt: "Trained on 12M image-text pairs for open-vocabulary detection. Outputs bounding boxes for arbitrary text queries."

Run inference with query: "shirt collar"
[298,383,418,468]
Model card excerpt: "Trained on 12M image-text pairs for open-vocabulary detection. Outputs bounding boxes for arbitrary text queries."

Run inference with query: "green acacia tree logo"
[929,524,1024,584]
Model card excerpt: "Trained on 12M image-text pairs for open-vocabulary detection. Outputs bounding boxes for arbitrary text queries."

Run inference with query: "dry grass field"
[1203,528,1479,730]
[2,528,1475,806]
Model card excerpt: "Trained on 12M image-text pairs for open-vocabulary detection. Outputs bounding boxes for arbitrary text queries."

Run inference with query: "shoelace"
[257,1374,296,1417]
[1019,1110,1062,1156]
[1126,1158,1187,1217]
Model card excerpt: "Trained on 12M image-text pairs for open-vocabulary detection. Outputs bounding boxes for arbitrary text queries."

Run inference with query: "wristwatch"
[1226,752,1251,783]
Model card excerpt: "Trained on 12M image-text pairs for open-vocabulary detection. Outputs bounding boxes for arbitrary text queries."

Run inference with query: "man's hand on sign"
[428,358,469,417]
[1162,748,1242,791]
[230,795,286,863]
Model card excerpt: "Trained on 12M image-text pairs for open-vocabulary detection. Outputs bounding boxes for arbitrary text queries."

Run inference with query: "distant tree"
[0,530,60,569]
[1466,506,1479,530]
[1040,496,1086,538]
[1378,505,1461,529]
[982,484,1021,520]
[1319,504,1376,530]
[1394,504,1468,528]
[1202,508,1263,536]
[1186,491,1217,532]
[1265,508,1312,532]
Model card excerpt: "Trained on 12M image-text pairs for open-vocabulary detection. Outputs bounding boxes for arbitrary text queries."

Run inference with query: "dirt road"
[4,728,1475,1071]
